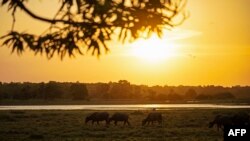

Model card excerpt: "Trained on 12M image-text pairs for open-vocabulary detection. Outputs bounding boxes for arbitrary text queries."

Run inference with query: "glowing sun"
[130,35,178,63]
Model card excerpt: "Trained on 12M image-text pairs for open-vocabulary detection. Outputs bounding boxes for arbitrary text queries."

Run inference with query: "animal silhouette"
[85,112,109,125]
[142,112,162,126]
[108,112,130,126]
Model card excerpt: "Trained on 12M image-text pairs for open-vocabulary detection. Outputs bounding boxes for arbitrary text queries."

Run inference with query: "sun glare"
[130,35,178,63]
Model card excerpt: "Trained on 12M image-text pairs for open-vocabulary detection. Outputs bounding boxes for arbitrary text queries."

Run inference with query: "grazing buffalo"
[85,112,109,125]
[208,115,221,130]
[142,112,162,126]
[108,113,130,126]
[209,115,232,131]
[209,112,250,131]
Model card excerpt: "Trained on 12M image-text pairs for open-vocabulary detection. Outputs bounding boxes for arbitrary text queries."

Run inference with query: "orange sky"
[0,0,250,86]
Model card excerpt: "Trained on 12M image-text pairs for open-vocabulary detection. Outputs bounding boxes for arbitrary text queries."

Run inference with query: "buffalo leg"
[150,121,153,125]
[127,120,130,126]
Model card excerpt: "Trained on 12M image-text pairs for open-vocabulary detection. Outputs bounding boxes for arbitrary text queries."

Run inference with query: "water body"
[0,104,250,110]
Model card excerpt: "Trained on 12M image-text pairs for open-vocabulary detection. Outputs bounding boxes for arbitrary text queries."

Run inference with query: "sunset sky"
[0,0,250,86]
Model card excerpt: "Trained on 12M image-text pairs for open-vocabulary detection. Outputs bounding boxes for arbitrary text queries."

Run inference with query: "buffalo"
[209,115,232,131]
[209,112,250,131]
[85,112,109,125]
[108,112,130,126]
[142,112,162,126]
[231,112,250,126]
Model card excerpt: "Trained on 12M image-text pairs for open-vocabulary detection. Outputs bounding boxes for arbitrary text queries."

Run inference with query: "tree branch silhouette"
[0,0,187,59]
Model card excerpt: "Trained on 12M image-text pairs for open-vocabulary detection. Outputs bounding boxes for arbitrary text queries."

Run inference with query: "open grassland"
[0,109,250,141]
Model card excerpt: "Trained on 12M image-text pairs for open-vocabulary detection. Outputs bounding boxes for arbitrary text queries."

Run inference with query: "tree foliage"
[2,81,250,101]
[185,88,197,99]
[0,0,187,59]
[0,81,89,100]
[44,81,63,99]
[70,83,88,100]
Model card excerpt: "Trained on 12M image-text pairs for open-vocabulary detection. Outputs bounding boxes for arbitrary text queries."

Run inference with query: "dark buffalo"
[108,113,130,126]
[231,112,250,126]
[209,115,221,130]
[142,112,162,126]
[85,112,109,125]
[209,112,250,131]
[209,115,233,131]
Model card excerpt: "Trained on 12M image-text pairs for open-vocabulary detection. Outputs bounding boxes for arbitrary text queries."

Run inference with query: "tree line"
[1,80,250,101]
[0,81,88,100]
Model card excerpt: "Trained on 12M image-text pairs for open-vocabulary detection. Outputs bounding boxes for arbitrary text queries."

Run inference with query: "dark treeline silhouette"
[0,80,250,101]
[0,81,88,100]
[87,80,249,101]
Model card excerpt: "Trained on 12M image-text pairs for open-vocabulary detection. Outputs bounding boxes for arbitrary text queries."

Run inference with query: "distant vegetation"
[1,80,250,102]
[0,81,88,100]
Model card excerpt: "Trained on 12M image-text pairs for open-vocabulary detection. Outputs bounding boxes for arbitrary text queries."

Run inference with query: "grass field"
[0,109,250,141]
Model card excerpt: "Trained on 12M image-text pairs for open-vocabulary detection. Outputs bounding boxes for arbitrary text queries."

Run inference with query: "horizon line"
[1,80,250,88]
